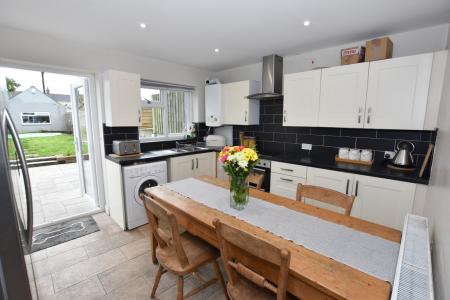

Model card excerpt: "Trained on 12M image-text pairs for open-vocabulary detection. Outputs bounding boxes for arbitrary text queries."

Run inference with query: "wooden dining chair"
[143,195,227,300]
[213,219,291,300]
[296,183,355,216]
[247,173,265,190]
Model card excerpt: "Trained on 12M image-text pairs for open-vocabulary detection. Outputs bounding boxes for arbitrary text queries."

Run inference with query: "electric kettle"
[391,141,415,167]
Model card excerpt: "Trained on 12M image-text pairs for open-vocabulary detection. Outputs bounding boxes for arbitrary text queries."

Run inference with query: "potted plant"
[218,146,259,210]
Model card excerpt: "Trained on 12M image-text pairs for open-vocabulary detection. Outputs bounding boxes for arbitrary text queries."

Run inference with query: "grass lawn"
[8,133,88,158]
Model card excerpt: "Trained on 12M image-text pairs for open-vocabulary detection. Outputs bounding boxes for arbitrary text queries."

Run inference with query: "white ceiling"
[0,0,449,71]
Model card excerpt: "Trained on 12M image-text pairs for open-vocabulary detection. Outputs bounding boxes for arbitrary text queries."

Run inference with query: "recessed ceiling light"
[214,48,220,53]
[303,20,311,27]
[139,23,147,29]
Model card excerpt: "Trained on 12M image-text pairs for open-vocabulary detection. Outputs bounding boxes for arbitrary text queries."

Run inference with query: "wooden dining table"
[144,176,401,300]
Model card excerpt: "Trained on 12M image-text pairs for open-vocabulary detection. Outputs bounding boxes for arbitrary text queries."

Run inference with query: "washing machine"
[122,161,167,229]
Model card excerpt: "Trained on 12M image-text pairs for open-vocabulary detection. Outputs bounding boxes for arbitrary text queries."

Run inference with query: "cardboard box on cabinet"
[365,37,393,61]
[341,46,366,65]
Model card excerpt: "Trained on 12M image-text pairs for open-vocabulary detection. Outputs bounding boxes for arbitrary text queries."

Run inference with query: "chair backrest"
[296,184,355,216]
[143,195,190,268]
[247,173,264,190]
[213,219,291,300]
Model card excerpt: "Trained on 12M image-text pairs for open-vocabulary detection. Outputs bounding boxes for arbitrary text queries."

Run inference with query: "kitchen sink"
[150,149,177,155]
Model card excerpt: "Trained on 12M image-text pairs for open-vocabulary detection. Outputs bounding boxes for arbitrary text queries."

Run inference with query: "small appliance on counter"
[387,141,416,171]
[112,140,141,156]
[205,134,226,147]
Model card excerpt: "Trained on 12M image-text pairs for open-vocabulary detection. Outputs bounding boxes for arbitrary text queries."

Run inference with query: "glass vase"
[229,175,249,210]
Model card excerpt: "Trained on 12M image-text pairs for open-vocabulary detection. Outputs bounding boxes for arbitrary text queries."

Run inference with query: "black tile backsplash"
[103,123,208,155]
[232,99,437,165]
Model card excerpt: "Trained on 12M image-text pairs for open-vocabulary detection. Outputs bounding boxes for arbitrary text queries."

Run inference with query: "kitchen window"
[139,81,192,141]
[21,112,51,125]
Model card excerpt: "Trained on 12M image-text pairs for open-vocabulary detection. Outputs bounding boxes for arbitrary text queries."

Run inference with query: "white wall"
[213,24,449,83]
[0,25,212,123]
[424,26,450,300]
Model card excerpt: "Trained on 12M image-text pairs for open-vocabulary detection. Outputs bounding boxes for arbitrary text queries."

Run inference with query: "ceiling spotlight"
[303,20,311,27]
[139,23,147,29]
[214,48,220,53]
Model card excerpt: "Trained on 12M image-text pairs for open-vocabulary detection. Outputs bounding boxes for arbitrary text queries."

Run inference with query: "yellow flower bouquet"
[218,146,259,210]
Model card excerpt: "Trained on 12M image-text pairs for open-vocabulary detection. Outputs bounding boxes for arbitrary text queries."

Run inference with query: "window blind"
[141,79,195,91]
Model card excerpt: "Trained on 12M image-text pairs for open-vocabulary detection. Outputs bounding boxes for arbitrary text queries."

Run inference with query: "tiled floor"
[32,213,228,300]
[29,163,97,226]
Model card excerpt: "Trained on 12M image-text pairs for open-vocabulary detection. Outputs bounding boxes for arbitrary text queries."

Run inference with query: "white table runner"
[163,178,399,284]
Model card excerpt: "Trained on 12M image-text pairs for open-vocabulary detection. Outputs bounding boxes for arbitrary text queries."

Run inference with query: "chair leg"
[151,265,164,298]
[213,260,228,299]
[151,233,158,264]
[177,276,184,300]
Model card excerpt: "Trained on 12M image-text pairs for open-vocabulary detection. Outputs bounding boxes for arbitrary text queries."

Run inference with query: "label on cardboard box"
[341,47,360,57]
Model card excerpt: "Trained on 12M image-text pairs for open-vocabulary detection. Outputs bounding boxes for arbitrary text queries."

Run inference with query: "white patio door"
[71,79,96,203]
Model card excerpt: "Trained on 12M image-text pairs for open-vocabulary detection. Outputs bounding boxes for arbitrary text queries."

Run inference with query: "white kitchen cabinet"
[270,173,306,200]
[194,152,216,178]
[318,63,369,128]
[270,162,307,200]
[168,152,216,181]
[283,70,321,127]
[103,70,141,127]
[305,167,354,214]
[222,80,261,125]
[351,175,416,230]
[365,53,433,130]
[104,159,126,230]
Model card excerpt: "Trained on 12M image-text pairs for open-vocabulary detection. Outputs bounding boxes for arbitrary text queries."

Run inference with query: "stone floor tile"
[33,246,88,278]
[52,248,127,292]
[83,230,143,258]
[119,237,151,260]
[98,251,155,293]
[54,276,106,300]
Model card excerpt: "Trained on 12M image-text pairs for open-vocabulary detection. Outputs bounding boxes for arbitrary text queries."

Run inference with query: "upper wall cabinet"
[283,70,321,127]
[318,63,369,128]
[103,70,141,127]
[222,80,261,125]
[365,53,433,130]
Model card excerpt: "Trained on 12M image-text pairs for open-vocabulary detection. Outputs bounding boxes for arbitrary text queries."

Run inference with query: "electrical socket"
[302,143,312,151]
[384,151,396,159]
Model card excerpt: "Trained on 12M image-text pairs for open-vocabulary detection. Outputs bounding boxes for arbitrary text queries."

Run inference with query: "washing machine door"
[134,176,160,206]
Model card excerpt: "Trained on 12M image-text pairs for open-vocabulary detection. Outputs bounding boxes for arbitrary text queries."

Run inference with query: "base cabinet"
[305,167,354,214]
[350,174,416,230]
[168,152,216,181]
[273,163,416,230]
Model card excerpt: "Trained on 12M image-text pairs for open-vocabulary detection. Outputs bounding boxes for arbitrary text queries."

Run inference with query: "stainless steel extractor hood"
[246,55,283,100]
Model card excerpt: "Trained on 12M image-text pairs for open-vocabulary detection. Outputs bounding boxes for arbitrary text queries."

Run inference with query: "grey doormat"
[32,216,99,252]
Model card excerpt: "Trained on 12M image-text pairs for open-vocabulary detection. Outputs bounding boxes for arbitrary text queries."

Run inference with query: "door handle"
[355,180,359,197]
[366,107,372,124]
[280,177,293,182]
[191,159,194,170]
[280,168,294,172]
[357,107,362,124]
[345,179,350,195]
[244,111,248,122]
[3,110,33,250]
[283,110,287,123]
[196,158,199,169]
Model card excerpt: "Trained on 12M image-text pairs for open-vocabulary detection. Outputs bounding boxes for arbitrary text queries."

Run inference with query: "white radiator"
[391,214,434,300]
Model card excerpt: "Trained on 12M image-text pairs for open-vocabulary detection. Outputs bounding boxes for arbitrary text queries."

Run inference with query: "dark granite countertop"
[267,152,429,185]
[105,147,220,166]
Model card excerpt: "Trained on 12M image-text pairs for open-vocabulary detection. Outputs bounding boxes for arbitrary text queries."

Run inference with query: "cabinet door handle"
[280,177,293,182]
[280,168,294,172]
[357,107,362,124]
[367,107,372,124]
[283,110,287,123]
[355,180,359,197]
[345,179,350,195]
[196,158,199,169]
[191,159,194,170]
[244,111,248,122]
